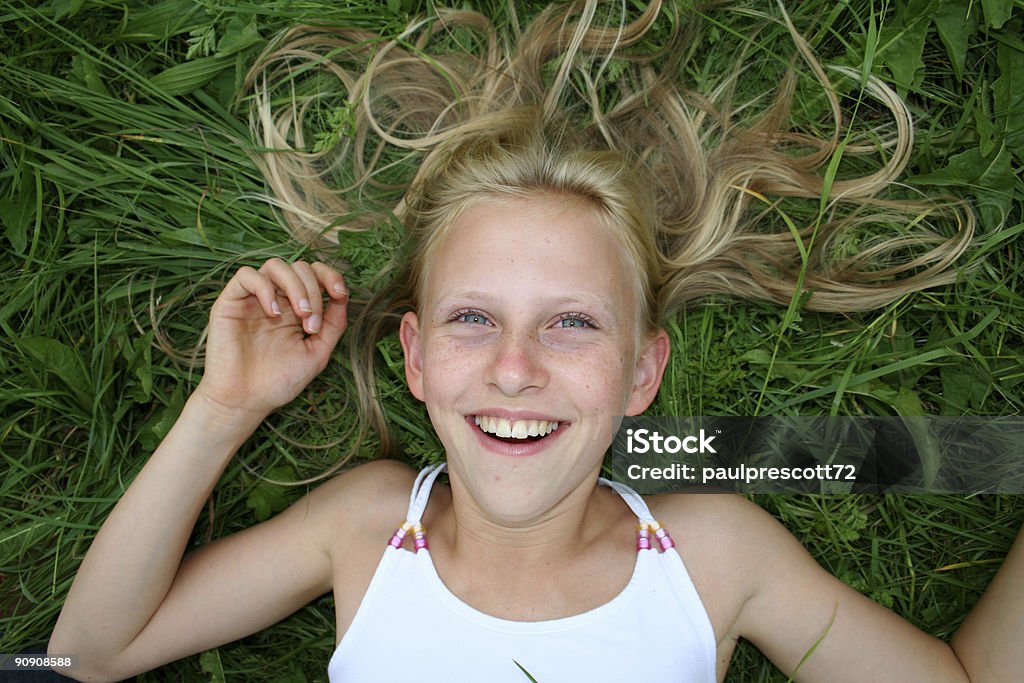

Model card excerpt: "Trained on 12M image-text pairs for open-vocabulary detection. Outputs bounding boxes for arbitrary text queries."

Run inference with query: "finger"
[311,295,348,355]
[221,266,282,318]
[258,258,317,323]
[289,260,326,334]
[301,263,347,343]
[311,262,349,301]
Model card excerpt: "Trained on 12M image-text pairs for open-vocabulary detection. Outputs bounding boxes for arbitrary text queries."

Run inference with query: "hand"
[194,258,349,420]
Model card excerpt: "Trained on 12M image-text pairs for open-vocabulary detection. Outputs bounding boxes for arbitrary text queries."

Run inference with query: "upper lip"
[468,409,567,423]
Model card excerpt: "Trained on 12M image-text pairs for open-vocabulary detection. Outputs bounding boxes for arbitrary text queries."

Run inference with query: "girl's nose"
[485,331,549,396]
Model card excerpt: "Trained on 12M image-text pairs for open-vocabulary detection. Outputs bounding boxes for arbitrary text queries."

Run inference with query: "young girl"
[48,1,1022,681]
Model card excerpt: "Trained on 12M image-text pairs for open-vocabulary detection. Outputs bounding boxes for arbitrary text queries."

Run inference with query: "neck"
[424,465,637,622]
[436,465,616,565]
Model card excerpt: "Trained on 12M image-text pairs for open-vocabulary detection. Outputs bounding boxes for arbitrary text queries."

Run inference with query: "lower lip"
[466,416,568,457]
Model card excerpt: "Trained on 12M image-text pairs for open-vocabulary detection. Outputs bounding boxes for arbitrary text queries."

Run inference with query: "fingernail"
[306,315,322,333]
[333,283,348,296]
[271,300,281,315]
[299,298,312,312]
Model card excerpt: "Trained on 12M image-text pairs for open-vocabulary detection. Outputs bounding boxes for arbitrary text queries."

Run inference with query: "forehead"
[422,195,634,314]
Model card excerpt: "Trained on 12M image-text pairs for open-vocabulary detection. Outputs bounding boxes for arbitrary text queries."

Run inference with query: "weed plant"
[1,1,1022,681]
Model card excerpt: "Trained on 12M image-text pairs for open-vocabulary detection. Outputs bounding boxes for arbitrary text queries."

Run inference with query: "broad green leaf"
[119,330,155,403]
[993,41,1024,158]
[246,466,296,522]
[980,0,1013,29]
[932,0,978,81]
[891,386,925,417]
[139,386,186,452]
[876,0,933,94]
[17,337,91,407]
[0,171,36,255]
[215,16,263,58]
[941,362,991,414]
[854,384,941,489]
[199,650,226,683]
[150,56,233,97]
[909,146,1015,227]
[69,54,110,97]
[901,415,942,489]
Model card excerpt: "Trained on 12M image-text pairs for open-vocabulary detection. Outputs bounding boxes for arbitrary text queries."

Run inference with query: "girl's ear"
[625,328,670,416]
[400,311,426,401]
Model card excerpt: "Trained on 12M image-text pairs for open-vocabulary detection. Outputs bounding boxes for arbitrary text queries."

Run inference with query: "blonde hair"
[243,0,973,463]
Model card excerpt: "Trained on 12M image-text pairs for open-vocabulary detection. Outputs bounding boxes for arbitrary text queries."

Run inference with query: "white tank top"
[328,464,716,682]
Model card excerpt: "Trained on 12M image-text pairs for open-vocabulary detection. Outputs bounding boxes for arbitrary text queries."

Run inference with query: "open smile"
[467,414,568,455]
[474,415,559,439]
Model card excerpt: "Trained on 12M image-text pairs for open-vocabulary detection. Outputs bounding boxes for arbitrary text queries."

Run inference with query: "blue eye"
[453,311,490,325]
[556,313,596,329]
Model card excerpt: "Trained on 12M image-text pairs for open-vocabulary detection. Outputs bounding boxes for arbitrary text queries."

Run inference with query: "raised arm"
[48,259,349,682]
[716,495,1024,682]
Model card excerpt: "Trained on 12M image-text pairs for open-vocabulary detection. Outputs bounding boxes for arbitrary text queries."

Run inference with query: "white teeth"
[474,415,559,439]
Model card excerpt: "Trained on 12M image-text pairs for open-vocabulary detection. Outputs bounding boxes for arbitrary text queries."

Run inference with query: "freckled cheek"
[571,355,630,406]
[421,339,487,392]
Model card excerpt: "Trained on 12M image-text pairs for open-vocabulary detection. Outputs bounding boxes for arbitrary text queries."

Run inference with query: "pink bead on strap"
[636,522,652,551]
[388,521,430,552]
[388,522,412,549]
[412,523,428,551]
[649,520,675,551]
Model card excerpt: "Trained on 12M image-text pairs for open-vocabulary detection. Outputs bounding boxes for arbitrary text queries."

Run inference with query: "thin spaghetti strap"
[407,463,447,523]
[388,463,447,552]
[600,477,677,553]
[600,477,656,524]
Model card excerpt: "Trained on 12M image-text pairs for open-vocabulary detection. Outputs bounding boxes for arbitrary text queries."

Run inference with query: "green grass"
[1,1,1022,681]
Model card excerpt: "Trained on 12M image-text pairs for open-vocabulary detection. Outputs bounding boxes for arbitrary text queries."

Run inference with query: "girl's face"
[400,195,669,524]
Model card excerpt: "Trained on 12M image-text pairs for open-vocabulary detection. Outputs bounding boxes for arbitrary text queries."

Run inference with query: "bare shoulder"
[645,493,801,644]
[299,459,418,540]
[310,458,418,504]
[648,489,768,526]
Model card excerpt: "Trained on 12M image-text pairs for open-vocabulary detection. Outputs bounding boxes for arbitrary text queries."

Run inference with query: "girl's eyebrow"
[545,294,618,316]
[435,290,619,317]
[435,289,491,303]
